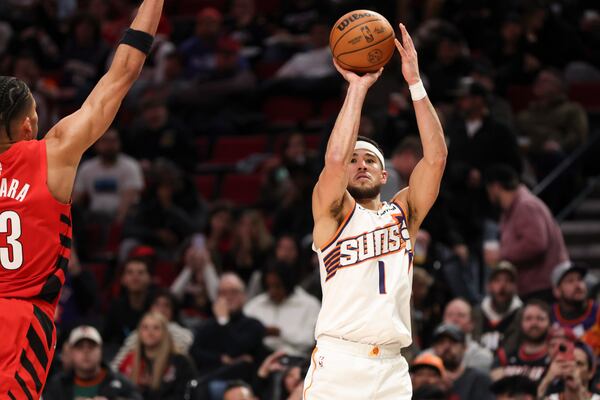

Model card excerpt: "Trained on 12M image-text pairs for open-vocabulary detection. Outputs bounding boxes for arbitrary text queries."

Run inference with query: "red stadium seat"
[507,85,535,113]
[320,98,343,120]
[569,82,600,112]
[194,174,217,200]
[175,0,225,14]
[196,136,210,161]
[210,135,268,163]
[255,0,281,16]
[219,173,263,205]
[263,96,314,123]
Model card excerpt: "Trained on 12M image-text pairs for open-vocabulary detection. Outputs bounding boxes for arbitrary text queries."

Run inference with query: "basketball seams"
[330,18,390,54]
[336,46,395,71]
[336,31,394,58]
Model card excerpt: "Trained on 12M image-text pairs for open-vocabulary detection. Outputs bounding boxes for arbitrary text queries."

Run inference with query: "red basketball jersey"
[0,139,71,311]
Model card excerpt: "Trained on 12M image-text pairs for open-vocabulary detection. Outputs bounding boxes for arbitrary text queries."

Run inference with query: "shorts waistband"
[316,336,403,358]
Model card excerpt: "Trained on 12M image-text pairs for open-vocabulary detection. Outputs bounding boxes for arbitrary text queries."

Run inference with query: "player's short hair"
[484,164,519,190]
[356,135,384,156]
[0,76,33,140]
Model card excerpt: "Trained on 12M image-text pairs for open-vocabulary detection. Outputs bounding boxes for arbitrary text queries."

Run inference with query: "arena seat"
[569,82,600,113]
[194,174,218,200]
[209,135,268,164]
[263,96,314,123]
[219,173,262,205]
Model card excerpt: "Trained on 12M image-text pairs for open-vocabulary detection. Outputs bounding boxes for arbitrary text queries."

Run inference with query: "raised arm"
[392,24,447,238]
[45,0,164,202]
[312,62,382,249]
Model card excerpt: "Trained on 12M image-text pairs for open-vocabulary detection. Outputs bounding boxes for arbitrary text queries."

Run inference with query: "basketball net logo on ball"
[330,10,395,73]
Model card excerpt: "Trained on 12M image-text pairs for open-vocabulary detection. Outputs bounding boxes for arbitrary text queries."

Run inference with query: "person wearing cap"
[492,300,552,382]
[44,325,142,400]
[550,262,600,352]
[431,323,494,400]
[441,298,493,372]
[473,261,523,353]
[410,353,446,393]
[537,340,600,399]
[485,163,569,303]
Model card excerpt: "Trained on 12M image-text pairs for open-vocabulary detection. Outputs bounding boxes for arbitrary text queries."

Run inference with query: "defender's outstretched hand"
[333,59,383,89]
[394,23,421,85]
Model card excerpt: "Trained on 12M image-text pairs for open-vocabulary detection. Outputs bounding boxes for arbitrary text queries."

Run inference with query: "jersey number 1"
[378,261,386,294]
[0,211,23,270]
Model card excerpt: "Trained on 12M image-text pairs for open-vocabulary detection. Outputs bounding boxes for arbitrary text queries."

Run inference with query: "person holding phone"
[538,341,600,399]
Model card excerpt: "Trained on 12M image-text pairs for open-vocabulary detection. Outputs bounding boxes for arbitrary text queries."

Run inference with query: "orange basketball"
[329,10,396,73]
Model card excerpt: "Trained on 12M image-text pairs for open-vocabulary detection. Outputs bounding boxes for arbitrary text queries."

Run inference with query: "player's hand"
[394,23,421,85]
[333,59,383,89]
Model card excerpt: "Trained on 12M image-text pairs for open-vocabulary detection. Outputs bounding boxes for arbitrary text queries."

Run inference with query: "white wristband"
[409,80,427,101]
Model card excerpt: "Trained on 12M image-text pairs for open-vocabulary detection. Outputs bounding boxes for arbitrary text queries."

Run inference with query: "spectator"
[44,325,142,400]
[118,312,197,400]
[269,21,336,96]
[411,267,443,351]
[59,13,110,110]
[441,298,493,372]
[55,251,99,335]
[430,323,494,400]
[178,7,249,82]
[223,380,258,400]
[550,262,600,354]
[492,300,552,382]
[125,96,196,170]
[516,68,589,209]
[445,79,521,245]
[224,0,268,64]
[205,201,235,268]
[111,289,194,370]
[485,164,569,302]
[473,261,523,353]
[490,375,538,400]
[190,273,265,376]
[538,341,600,399]
[225,209,273,283]
[74,127,144,222]
[120,161,197,260]
[103,257,156,350]
[171,235,220,306]
[255,351,307,400]
[244,262,320,356]
[409,353,447,393]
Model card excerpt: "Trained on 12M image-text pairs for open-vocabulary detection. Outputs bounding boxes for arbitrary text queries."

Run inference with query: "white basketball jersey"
[314,201,414,346]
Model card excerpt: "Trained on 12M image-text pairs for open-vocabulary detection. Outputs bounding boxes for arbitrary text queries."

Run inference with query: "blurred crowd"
[2,0,600,399]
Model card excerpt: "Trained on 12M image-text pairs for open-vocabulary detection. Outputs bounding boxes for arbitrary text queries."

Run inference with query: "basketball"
[330,10,396,73]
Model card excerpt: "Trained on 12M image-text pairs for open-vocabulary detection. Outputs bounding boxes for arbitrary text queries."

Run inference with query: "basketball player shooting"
[303,24,447,399]
[0,1,163,398]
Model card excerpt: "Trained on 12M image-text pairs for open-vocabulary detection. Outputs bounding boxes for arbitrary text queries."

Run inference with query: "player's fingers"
[399,23,415,53]
[394,38,407,57]
[332,58,348,75]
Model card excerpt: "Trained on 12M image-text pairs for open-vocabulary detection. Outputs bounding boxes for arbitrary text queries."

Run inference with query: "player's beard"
[348,182,381,201]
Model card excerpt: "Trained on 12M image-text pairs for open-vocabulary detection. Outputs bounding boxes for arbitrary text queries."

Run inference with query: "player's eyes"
[350,158,356,163]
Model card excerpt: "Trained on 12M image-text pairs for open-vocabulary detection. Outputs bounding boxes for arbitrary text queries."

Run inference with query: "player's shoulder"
[390,188,410,217]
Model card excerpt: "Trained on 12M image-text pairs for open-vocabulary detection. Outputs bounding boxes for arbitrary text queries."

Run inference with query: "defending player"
[0,1,164,397]
[303,24,447,399]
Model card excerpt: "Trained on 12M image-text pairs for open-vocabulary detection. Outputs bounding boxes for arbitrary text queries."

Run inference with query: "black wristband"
[119,28,154,55]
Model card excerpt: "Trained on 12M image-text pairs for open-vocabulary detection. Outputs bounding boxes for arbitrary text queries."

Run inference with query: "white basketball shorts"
[302,336,412,400]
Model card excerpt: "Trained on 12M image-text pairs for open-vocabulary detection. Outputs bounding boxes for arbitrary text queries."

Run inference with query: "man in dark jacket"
[190,273,265,378]
[44,325,141,400]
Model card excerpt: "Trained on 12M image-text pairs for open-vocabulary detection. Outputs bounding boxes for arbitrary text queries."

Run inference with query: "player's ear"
[381,169,388,184]
[22,117,33,140]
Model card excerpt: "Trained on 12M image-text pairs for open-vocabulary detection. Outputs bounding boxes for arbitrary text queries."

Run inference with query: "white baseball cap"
[68,325,102,346]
